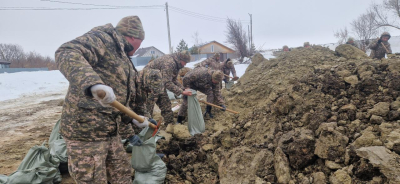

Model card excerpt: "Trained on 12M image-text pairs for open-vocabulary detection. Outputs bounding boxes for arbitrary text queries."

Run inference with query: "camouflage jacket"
[221,63,237,80]
[346,42,358,48]
[136,68,164,117]
[196,57,220,69]
[56,24,146,141]
[144,54,184,96]
[183,67,224,105]
[369,39,392,59]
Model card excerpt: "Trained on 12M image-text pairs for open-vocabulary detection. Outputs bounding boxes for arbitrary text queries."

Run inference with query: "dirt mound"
[159,46,400,183]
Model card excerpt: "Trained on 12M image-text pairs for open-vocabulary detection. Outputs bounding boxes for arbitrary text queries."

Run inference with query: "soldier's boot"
[204,105,214,118]
[176,116,185,124]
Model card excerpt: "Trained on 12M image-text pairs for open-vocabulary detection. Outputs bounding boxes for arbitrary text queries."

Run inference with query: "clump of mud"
[159,45,400,184]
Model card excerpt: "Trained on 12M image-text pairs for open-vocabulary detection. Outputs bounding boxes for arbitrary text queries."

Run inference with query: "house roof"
[0,59,11,64]
[199,41,235,52]
[132,46,165,57]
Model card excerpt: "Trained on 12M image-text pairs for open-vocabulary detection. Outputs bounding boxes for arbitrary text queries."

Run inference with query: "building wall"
[141,47,164,57]
[200,42,235,54]
[0,64,10,69]
[131,57,153,66]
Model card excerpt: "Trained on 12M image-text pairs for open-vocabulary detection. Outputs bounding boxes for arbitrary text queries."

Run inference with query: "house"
[131,46,165,66]
[0,59,11,68]
[196,41,238,61]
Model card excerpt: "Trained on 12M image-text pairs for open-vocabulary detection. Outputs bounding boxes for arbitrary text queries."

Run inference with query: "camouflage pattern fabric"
[178,67,224,116]
[173,50,191,63]
[196,56,220,69]
[304,42,310,47]
[144,54,185,96]
[346,41,358,48]
[177,67,192,84]
[135,68,175,124]
[116,16,145,40]
[369,32,392,59]
[65,135,131,184]
[221,61,237,81]
[56,23,147,142]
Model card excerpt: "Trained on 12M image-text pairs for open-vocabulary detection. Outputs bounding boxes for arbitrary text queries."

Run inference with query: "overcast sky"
[1,0,399,58]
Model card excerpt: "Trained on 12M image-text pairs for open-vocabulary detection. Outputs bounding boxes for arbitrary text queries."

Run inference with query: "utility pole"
[165,2,172,54]
[248,13,253,50]
[248,25,251,51]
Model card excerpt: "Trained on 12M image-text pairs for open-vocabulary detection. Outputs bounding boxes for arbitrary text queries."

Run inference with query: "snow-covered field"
[0,57,250,102]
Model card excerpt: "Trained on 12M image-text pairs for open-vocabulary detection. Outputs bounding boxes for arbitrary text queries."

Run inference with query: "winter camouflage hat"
[304,42,310,47]
[283,45,289,49]
[213,53,220,59]
[381,32,391,39]
[116,16,145,40]
[179,67,192,77]
[212,70,224,82]
[226,61,234,69]
[348,37,354,42]
[176,50,191,63]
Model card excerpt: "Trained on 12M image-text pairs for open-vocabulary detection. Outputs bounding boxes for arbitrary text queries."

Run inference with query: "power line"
[40,0,164,9]
[169,5,249,23]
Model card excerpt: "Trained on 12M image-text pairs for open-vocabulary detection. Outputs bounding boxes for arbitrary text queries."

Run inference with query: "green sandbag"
[48,120,67,163]
[187,90,205,136]
[1,143,62,184]
[225,80,235,89]
[131,127,167,184]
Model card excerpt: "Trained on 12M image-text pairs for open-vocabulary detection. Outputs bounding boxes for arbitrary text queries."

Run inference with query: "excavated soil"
[2,45,400,184]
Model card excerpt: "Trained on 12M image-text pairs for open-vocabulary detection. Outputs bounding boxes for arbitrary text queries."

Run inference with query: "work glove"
[149,118,157,126]
[205,65,209,68]
[132,115,150,128]
[378,39,382,43]
[128,135,143,146]
[204,105,214,118]
[220,105,226,111]
[91,84,116,107]
[223,79,228,83]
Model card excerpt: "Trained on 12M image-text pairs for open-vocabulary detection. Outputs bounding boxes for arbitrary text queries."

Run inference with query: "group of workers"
[55,15,237,183]
[281,32,393,60]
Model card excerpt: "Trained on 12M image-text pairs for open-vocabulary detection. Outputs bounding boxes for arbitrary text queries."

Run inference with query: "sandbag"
[225,80,235,89]
[131,127,167,184]
[166,90,176,100]
[48,120,67,163]
[187,90,205,135]
[0,143,61,184]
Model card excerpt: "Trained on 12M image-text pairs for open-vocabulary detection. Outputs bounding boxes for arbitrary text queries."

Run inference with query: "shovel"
[223,74,239,81]
[381,42,391,54]
[199,100,239,114]
[97,90,160,136]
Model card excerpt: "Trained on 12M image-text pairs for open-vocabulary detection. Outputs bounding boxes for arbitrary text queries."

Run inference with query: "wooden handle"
[199,100,239,114]
[381,42,391,54]
[97,90,157,129]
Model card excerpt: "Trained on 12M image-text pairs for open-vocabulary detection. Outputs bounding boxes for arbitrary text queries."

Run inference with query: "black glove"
[220,105,226,111]
[128,135,143,146]
[378,39,382,43]
[204,105,214,118]
[149,118,157,126]
[223,79,228,83]
[205,65,209,68]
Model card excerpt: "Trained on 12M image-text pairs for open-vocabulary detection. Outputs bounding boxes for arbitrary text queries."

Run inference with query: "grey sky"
[1,0,399,58]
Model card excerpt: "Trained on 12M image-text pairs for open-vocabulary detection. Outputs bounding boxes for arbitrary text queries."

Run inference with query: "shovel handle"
[381,42,391,54]
[97,90,157,129]
[199,100,239,114]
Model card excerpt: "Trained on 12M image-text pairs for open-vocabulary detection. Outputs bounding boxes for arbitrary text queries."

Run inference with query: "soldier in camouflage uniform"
[177,67,226,122]
[144,51,192,124]
[177,67,192,85]
[135,68,166,121]
[304,42,311,48]
[56,16,149,184]
[220,59,237,82]
[283,45,290,52]
[369,32,392,59]
[196,53,220,69]
[346,37,358,48]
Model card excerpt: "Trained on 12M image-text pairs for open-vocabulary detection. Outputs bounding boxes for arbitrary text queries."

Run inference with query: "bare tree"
[0,43,25,62]
[190,31,203,54]
[350,12,380,52]
[225,18,249,61]
[334,27,350,44]
[369,1,400,30]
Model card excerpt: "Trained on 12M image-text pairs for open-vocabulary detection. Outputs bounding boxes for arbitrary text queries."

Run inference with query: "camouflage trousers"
[65,135,132,184]
[147,89,174,125]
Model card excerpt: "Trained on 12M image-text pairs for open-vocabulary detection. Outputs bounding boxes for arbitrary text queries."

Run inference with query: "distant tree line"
[334,0,400,52]
[0,43,56,70]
